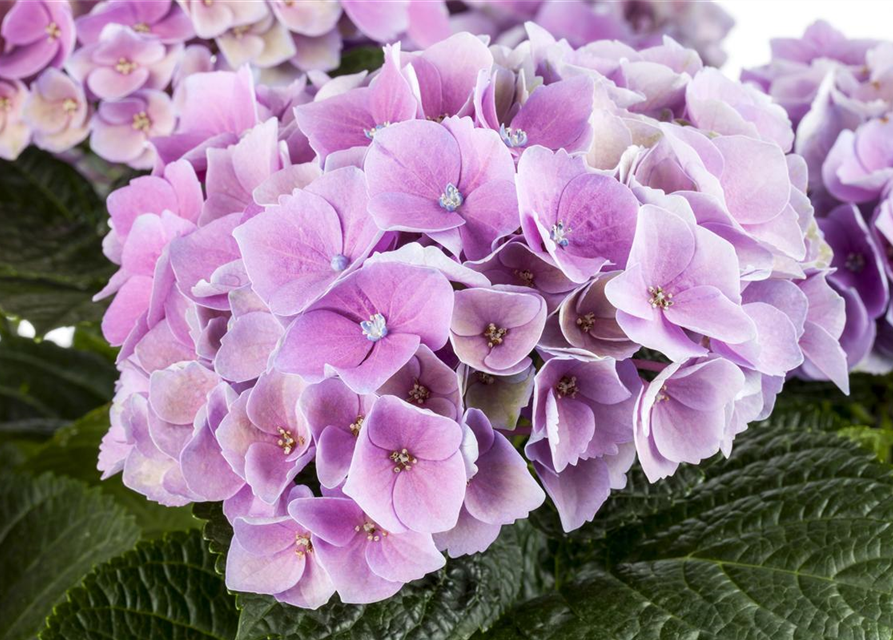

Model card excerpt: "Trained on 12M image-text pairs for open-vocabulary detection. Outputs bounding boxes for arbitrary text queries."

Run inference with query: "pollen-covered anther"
[514,269,535,287]
[0,97,10,112]
[132,21,150,32]
[132,111,151,132]
[390,448,417,472]
[349,415,364,437]
[648,286,674,309]
[276,427,301,455]
[355,521,388,541]
[477,372,495,385]
[115,57,138,75]
[62,98,78,113]
[360,313,388,342]
[407,379,430,405]
[655,385,670,402]
[483,323,508,348]
[576,312,596,332]
[294,533,312,557]
[45,22,61,40]
[438,183,464,212]
[556,375,578,398]
[550,221,571,248]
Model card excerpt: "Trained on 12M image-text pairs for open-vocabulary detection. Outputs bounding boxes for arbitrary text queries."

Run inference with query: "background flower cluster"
[93,20,845,610]
[746,21,893,379]
[0,0,732,168]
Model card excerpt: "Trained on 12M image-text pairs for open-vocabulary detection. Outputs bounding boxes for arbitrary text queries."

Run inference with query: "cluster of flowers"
[745,21,893,375]
[0,0,733,167]
[96,24,845,609]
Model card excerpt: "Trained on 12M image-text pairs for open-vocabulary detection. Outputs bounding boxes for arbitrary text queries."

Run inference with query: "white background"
[719,0,893,77]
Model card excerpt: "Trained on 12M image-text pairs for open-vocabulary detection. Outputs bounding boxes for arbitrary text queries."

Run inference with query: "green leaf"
[0,148,113,334]
[193,503,536,640]
[0,330,115,434]
[23,406,201,539]
[332,46,384,78]
[479,417,893,639]
[838,425,893,463]
[41,529,239,640]
[0,471,140,640]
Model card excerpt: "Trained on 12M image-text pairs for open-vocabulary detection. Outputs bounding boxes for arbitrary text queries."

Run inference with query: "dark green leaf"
[332,46,384,78]
[0,148,113,334]
[193,503,535,640]
[41,529,238,640]
[0,330,115,433]
[0,471,140,640]
[479,416,893,639]
[23,406,201,538]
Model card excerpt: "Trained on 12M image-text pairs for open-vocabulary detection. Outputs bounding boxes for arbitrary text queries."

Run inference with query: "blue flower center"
[364,122,390,140]
[439,183,464,212]
[499,124,528,148]
[550,221,571,248]
[360,313,388,342]
[331,254,349,272]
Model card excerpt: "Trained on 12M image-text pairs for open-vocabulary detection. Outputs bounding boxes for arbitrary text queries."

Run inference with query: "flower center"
[132,21,151,33]
[556,375,578,398]
[483,323,508,348]
[550,221,571,248]
[514,269,535,287]
[655,385,669,403]
[115,58,138,75]
[203,0,213,5]
[576,312,596,332]
[232,24,251,39]
[0,97,10,112]
[331,254,349,272]
[390,448,417,472]
[477,372,495,385]
[439,183,464,212]
[427,114,447,123]
[355,521,388,542]
[45,22,61,41]
[132,111,151,132]
[62,98,78,113]
[294,533,312,557]
[648,286,674,309]
[276,427,303,455]
[499,124,528,148]
[407,379,430,405]
[845,252,866,273]
[364,122,390,140]
[349,414,364,437]
[360,313,388,342]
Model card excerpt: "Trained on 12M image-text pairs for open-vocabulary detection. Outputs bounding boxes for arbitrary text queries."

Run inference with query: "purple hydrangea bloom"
[76,0,194,45]
[518,146,639,283]
[226,485,336,610]
[217,368,312,504]
[365,116,519,260]
[22,67,89,152]
[90,88,174,167]
[275,262,454,394]
[235,166,381,316]
[434,409,545,557]
[0,0,76,79]
[0,78,30,159]
[289,495,445,604]
[377,344,461,420]
[635,356,745,482]
[298,377,376,490]
[605,204,756,361]
[342,395,466,534]
[450,285,547,376]
[823,117,893,204]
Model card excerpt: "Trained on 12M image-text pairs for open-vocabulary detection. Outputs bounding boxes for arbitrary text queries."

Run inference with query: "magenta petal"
[392,452,466,533]
[276,309,371,382]
[314,539,402,605]
[316,425,357,489]
[339,333,421,395]
[535,458,611,533]
[433,506,502,558]
[365,530,444,583]
[233,516,299,555]
[288,497,362,547]
[245,442,302,504]
[342,426,403,533]
[365,395,463,461]
[226,537,304,595]
[215,312,284,383]
[275,552,336,610]
[180,420,244,501]
[148,362,218,425]
[664,286,756,345]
